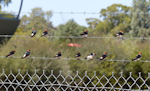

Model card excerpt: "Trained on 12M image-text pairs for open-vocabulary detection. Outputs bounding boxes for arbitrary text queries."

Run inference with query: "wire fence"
[0,69,150,91]
[0,56,150,63]
[0,35,149,40]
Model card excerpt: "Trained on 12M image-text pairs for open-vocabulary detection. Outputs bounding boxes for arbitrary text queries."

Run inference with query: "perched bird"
[80,30,88,38]
[54,51,61,59]
[85,53,96,60]
[100,52,107,61]
[41,29,48,37]
[76,52,81,59]
[132,52,142,61]
[31,28,36,37]
[116,30,124,39]
[21,50,31,59]
[6,50,16,57]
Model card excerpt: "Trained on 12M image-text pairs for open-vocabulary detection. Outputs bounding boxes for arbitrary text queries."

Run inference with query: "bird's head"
[44,29,48,31]
[13,50,16,52]
[58,51,61,53]
[28,50,31,52]
[104,52,107,54]
[139,52,142,55]
[84,30,88,32]
[120,30,123,33]
[32,28,35,30]
[78,52,80,54]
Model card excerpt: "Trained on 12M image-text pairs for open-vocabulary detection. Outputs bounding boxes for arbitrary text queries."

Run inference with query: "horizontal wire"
[0,56,150,63]
[0,35,148,39]
[1,12,150,14]
[0,82,127,90]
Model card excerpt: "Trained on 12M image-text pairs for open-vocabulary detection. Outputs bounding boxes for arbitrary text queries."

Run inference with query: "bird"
[6,50,16,57]
[116,30,124,39]
[41,29,48,37]
[31,28,36,37]
[80,30,88,38]
[76,52,81,59]
[132,52,142,61]
[85,53,96,60]
[100,52,107,61]
[54,51,61,59]
[21,50,31,59]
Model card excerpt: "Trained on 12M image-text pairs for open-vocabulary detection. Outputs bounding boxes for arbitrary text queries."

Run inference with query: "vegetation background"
[1,0,150,90]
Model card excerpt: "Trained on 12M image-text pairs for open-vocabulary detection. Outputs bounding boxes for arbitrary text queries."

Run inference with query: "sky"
[1,0,132,27]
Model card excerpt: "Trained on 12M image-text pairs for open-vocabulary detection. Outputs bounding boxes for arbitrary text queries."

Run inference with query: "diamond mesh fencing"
[0,69,150,91]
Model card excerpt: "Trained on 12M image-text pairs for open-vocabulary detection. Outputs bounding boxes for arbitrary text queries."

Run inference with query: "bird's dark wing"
[6,52,14,57]
[132,56,139,61]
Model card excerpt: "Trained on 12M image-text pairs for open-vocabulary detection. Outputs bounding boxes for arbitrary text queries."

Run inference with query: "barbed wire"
[1,11,150,15]
[0,35,148,40]
[0,56,150,63]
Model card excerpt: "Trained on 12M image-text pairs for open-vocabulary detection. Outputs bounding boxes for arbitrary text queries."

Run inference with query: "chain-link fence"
[0,69,150,91]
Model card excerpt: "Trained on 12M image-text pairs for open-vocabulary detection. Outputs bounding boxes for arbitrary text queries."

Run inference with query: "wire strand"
[0,56,150,63]
[1,12,150,14]
[0,35,148,40]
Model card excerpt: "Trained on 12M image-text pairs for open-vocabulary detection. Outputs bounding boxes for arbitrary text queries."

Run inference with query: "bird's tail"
[41,34,44,37]
[31,33,34,37]
[100,57,104,60]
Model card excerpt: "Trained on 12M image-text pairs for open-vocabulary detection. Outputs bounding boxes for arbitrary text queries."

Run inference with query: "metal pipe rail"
[0,35,149,40]
[0,69,150,91]
[0,56,150,63]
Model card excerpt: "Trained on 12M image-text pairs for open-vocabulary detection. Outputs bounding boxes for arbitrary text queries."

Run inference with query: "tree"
[19,15,29,29]
[100,4,130,27]
[130,0,150,37]
[18,7,55,36]
[45,11,53,29]
[86,18,100,29]
[96,4,131,34]
[96,20,113,34]
[29,7,47,30]
[55,19,85,42]
[0,0,11,6]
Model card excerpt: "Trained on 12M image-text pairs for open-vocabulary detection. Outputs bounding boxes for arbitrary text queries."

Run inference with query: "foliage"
[0,33,70,76]
[86,4,131,35]
[1,2,150,90]
[130,0,150,37]
[86,18,100,29]
[19,7,55,36]
[0,0,11,6]
[55,19,87,42]
[96,20,114,34]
